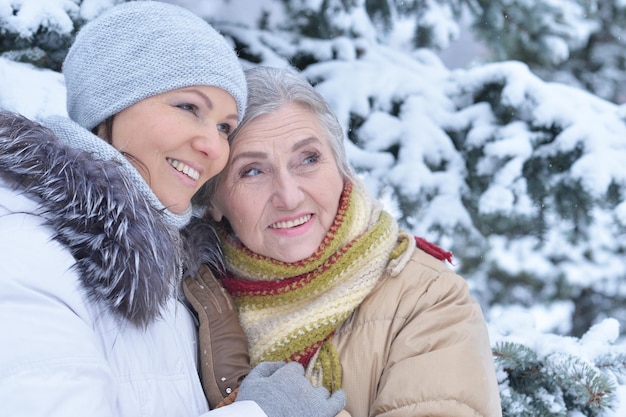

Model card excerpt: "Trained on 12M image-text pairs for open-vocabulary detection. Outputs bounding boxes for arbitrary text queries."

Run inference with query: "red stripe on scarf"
[414,236,453,264]
[289,331,336,368]
[290,339,323,366]
[221,240,356,297]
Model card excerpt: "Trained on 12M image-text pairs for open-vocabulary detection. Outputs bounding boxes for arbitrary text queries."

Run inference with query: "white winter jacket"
[0,116,265,417]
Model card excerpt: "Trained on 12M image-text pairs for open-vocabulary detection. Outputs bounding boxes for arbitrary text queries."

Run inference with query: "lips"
[167,157,199,180]
[269,214,312,229]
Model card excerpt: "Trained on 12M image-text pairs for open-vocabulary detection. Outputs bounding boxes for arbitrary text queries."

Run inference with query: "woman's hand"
[237,361,346,417]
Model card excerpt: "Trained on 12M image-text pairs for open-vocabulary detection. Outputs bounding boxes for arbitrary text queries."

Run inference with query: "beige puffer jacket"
[333,248,502,417]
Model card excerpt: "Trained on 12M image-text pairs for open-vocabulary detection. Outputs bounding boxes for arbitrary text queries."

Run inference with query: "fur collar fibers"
[0,112,221,327]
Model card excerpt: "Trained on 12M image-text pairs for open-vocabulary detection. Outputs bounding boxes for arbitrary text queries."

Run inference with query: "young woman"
[0,3,343,417]
[196,66,502,417]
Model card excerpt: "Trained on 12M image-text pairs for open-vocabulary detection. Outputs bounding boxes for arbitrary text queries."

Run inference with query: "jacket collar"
[0,114,219,326]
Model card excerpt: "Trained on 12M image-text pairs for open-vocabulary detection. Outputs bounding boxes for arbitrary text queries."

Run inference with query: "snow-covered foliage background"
[2,0,626,415]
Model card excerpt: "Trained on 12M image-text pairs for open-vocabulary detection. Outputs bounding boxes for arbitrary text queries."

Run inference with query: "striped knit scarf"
[218,179,415,392]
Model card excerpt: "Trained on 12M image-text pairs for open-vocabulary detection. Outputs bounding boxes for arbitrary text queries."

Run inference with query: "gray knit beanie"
[64,1,247,131]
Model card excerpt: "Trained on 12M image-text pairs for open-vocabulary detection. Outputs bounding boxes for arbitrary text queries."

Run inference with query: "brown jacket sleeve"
[183,265,251,409]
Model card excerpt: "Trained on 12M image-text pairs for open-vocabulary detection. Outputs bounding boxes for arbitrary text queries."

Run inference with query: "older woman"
[196,65,502,417]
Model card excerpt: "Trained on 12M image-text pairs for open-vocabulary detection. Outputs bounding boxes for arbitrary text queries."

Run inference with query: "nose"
[270,170,304,210]
[191,128,226,160]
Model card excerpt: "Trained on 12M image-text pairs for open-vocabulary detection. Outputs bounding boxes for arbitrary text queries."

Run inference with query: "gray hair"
[194,66,353,211]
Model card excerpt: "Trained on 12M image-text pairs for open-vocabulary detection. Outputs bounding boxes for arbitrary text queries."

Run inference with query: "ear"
[206,203,224,222]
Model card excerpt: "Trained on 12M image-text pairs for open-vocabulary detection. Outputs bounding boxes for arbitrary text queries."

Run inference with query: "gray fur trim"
[0,111,221,326]
[180,216,225,277]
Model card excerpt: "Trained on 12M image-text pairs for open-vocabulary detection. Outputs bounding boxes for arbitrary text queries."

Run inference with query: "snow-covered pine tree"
[464,0,626,103]
[494,341,617,416]
[234,0,466,50]
[271,0,626,103]
[492,318,625,416]
[438,61,626,337]
[0,0,90,71]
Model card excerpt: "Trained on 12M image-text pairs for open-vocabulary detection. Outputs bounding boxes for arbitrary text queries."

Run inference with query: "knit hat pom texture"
[64,1,247,130]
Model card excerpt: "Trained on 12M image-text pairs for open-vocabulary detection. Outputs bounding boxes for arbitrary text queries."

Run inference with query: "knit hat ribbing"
[64,1,247,131]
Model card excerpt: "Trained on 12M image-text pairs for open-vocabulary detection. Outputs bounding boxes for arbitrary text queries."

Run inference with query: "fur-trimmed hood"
[0,112,220,327]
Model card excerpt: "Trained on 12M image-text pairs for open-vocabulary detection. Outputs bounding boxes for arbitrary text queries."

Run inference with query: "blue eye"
[241,167,261,177]
[218,123,232,135]
[303,153,320,164]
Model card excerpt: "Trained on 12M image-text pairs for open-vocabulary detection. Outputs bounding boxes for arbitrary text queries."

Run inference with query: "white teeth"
[270,214,312,229]
[167,158,199,180]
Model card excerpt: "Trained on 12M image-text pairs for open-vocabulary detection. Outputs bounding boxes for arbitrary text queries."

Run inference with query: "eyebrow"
[292,136,320,151]
[230,136,321,165]
[230,150,267,165]
[181,88,238,122]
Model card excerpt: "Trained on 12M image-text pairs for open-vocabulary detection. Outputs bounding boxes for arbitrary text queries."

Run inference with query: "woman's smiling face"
[210,102,345,263]
[109,85,238,213]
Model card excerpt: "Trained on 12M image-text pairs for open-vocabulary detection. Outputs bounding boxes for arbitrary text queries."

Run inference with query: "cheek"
[110,126,131,151]
[217,142,230,171]
[201,142,230,181]
[322,177,344,222]
[219,187,260,232]
[111,111,143,147]
[213,183,241,221]
[228,192,252,222]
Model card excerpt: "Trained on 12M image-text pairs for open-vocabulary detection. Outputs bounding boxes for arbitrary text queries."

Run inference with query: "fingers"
[272,361,305,379]
[238,361,345,417]
[247,361,288,378]
[328,389,346,410]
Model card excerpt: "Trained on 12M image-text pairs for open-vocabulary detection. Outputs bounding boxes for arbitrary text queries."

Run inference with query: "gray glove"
[237,361,345,417]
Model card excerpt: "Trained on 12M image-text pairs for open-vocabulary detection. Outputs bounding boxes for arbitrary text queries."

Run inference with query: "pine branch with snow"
[494,342,619,416]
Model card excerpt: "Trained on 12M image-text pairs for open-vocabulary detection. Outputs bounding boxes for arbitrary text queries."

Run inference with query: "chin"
[167,199,191,213]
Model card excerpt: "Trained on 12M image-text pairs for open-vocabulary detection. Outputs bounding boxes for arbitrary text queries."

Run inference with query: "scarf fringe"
[415,236,454,264]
